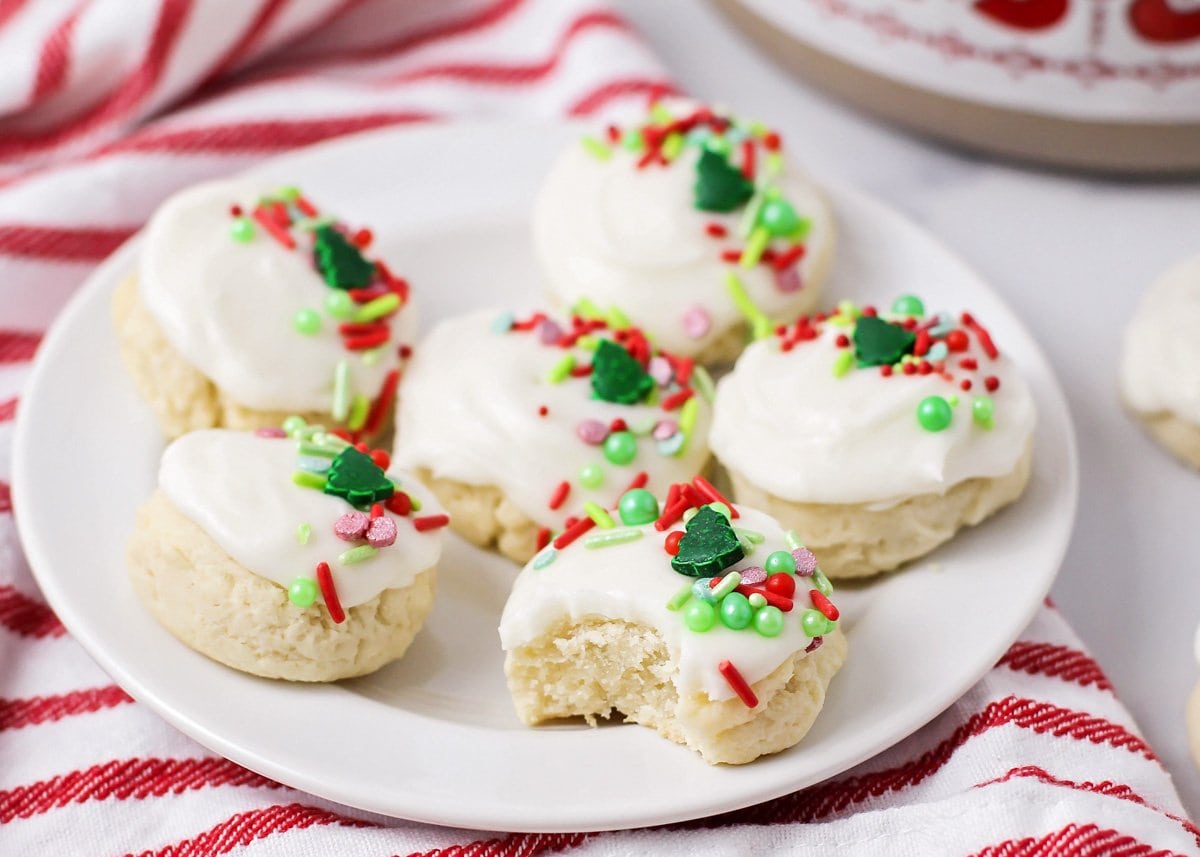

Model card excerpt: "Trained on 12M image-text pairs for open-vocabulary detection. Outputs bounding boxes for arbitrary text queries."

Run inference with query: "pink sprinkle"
[653,419,678,440]
[775,266,803,293]
[576,419,608,445]
[366,516,398,548]
[805,636,823,653]
[648,356,673,386]
[681,305,711,339]
[334,511,370,541]
[255,428,287,438]
[792,548,817,576]
[538,318,564,345]
[740,566,767,585]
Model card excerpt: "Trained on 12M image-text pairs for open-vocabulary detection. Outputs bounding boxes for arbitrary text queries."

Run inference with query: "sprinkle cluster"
[774,294,1003,433]
[493,306,714,552]
[228,186,409,437]
[580,102,812,343]
[257,418,450,624]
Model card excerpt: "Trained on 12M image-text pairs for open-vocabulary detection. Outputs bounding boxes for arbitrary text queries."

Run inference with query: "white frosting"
[500,504,829,703]
[393,310,712,530]
[1120,254,1200,424]
[139,178,414,413]
[159,430,444,608]
[533,103,834,357]
[711,319,1036,506]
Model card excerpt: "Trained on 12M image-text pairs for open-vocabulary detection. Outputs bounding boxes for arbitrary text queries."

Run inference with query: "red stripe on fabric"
[0,0,28,30]
[203,0,293,82]
[0,0,192,160]
[968,823,1183,857]
[999,641,1113,692]
[403,833,593,857]
[703,696,1158,826]
[0,757,280,822]
[0,225,133,261]
[0,685,133,731]
[341,0,527,61]
[0,398,17,422]
[980,766,1200,848]
[0,585,66,638]
[0,329,42,361]
[131,803,375,857]
[567,77,677,116]
[101,110,435,154]
[32,2,86,101]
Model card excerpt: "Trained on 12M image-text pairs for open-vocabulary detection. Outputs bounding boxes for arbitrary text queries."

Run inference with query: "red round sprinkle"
[352,228,373,248]
[945,330,969,352]
[398,344,413,359]
[902,363,917,375]
[610,418,628,433]
[387,492,412,516]
[229,205,243,217]
[960,379,973,391]
[354,442,369,453]
[538,405,549,417]
[917,361,932,375]
[766,572,796,599]
[985,376,1000,392]
[370,449,390,470]
[664,530,684,555]
[861,306,877,317]
[762,131,781,151]
[370,503,383,519]
[880,365,892,377]
[835,334,849,348]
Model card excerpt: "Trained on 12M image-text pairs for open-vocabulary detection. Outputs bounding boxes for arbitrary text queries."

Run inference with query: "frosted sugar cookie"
[1120,254,1200,469]
[711,295,1036,578]
[393,308,714,563]
[127,428,447,681]
[113,179,413,439]
[533,99,834,363]
[501,481,846,765]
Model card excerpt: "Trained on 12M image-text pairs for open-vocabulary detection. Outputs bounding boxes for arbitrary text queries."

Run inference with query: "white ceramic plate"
[13,123,1078,833]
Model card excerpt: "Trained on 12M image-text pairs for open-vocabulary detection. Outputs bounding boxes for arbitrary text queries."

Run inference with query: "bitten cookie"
[533,99,834,363]
[114,179,413,439]
[710,295,1036,578]
[127,428,449,681]
[393,309,714,564]
[501,480,846,765]
[1120,254,1200,468]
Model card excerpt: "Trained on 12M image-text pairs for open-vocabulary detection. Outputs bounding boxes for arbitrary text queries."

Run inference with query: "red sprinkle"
[352,228,373,249]
[720,249,742,263]
[536,527,551,551]
[772,244,806,271]
[620,471,649,497]
[343,330,390,351]
[229,205,243,217]
[705,222,728,238]
[370,503,384,519]
[945,330,969,353]
[413,514,450,532]
[361,370,400,438]
[294,196,318,217]
[718,660,758,708]
[985,376,1000,392]
[740,139,755,181]
[316,562,345,624]
[376,261,410,303]
[553,516,596,549]
[917,361,933,375]
[661,388,694,411]
[511,312,547,332]
[766,572,796,599]
[960,379,973,391]
[913,330,931,357]
[338,321,389,337]
[902,363,917,375]
[538,405,549,417]
[673,356,695,386]
[736,583,793,612]
[548,480,571,511]
[370,449,390,470]
[570,363,593,377]
[763,131,781,151]
[251,205,296,249]
[664,530,683,555]
[959,357,978,371]
[654,498,691,532]
[834,334,849,349]
[666,483,682,508]
[692,476,739,519]
[880,365,893,377]
[810,589,840,621]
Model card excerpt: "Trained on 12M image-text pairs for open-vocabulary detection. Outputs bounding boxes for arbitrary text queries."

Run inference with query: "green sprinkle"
[765,152,784,176]
[361,347,385,367]
[581,135,612,161]
[296,523,311,545]
[298,443,336,459]
[706,501,732,520]
[325,290,355,320]
[282,415,307,436]
[584,527,643,549]
[230,217,255,242]
[676,396,700,457]
[288,577,317,608]
[813,567,833,597]
[661,132,684,161]
[332,360,351,422]
[606,304,632,330]
[579,463,604,489]
[293,308,321,335]
[650,103,673,123]
[784,530,804,550]
[748,592,768,609]
[292,471,326,490]
[666,582,694,611]
[711,570,742,599]
[408,492,422,513]
[832,350,854,378]
[733,527,765,544]
[575,334,600,351]
[724,271,769,335]
[622,128,644,152]
[583,501,616,529]
[572,296,604,319]
[738,190,766,239]
[354,293,400,323]
[339,544,377,565]
[948,394,960,407]
[278,185,301,201]
[548,353,576,383]
[739,537,757,556]
[347,393,370,431]
[740,225,770,268]
[692,365,716,403]
[533,548,557,570]
[973,395,995,429]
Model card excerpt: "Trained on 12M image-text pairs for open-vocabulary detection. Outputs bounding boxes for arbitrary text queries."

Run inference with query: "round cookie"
[533,99,834,364]
[127,428,448,681]
[501,483,846,765]
[393,309,714,564]
[1120,254,1200,468]
[114,179,414,439]
[710,296,1036,579]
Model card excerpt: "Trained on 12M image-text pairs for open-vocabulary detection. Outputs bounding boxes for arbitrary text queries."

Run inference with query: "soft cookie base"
[414,468,542,564]
[112,274,332,439]
[504,618,846,765]
[1126,402,1200,470]
[127,490,436,682]
[727,444,1033,579]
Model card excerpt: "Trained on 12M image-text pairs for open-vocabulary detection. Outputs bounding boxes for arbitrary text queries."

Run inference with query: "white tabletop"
[618,0,1200,820]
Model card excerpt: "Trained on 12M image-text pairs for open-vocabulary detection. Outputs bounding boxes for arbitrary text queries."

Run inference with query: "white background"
[619,0,1200,820]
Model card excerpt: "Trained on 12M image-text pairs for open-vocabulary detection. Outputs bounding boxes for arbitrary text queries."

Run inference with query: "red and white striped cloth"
[0,1,1196,854]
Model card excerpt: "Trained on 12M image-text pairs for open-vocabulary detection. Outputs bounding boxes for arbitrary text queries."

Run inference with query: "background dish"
[12,123,1078,832]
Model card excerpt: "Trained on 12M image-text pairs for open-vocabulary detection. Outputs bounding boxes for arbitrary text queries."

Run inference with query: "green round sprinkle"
[602,430,638,466]
[891,294,925,317]
[759,198,800,237]
[282,415,307,435]
[684,600,717,632]
[618,488,659,526]
[706,502,732,520]
[288,577,317,608]
[764,549,796,575]
[973,395,995,428]
[325,290,355,320]
[754,605,785,637]
[578,463,604,489]
[278,186,301,201]
[917,395,953,432]
[947,394,960,407]
[801,608,832,637]
[293,308,322,335]
[719,592,754,630]
[230,217,255,242]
